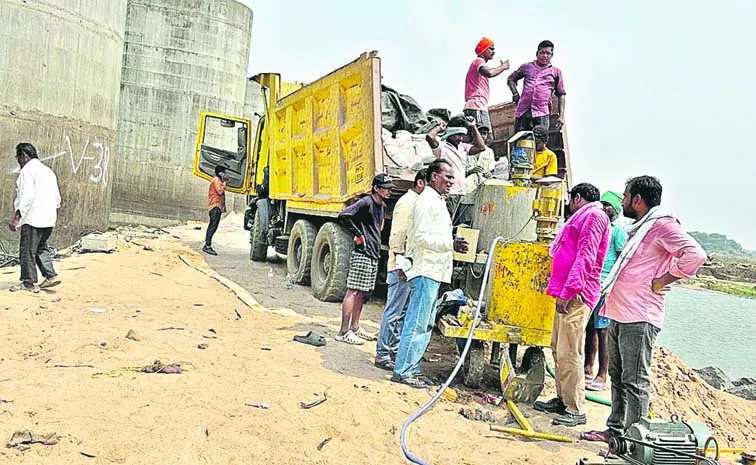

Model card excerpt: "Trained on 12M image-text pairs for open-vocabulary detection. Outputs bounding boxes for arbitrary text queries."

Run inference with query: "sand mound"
[652,346,756,446]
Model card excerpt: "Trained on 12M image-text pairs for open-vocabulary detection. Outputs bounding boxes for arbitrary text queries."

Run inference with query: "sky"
[238,0,756,249]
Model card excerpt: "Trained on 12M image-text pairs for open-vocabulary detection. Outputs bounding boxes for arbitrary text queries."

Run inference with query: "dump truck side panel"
[268,52,382,214]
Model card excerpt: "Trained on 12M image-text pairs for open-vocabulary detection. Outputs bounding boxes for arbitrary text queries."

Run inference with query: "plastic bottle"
[267,267,274,283]
[285,273,293,291]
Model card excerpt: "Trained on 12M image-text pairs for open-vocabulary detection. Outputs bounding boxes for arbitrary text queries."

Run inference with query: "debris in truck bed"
[381,84,448,134]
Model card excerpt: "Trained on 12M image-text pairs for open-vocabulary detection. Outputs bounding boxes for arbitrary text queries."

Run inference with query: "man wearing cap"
[584,191,627,392]
[374,169,426,371]
[464,37,509,130]
[531,125,559,181]
[335,174,393,345]
[508,40,566,132]
[426,117,486,224]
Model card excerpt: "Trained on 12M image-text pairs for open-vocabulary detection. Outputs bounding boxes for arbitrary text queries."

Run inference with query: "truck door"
[193,111,253,194]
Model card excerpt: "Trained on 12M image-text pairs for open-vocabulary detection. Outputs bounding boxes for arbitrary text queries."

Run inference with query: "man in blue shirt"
[584,191,627,391]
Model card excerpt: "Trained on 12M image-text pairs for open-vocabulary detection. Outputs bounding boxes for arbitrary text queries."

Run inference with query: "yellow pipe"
[490,425,574,443]
[489,401,574,444]
[506,400,533,432]
[701,447,756,455]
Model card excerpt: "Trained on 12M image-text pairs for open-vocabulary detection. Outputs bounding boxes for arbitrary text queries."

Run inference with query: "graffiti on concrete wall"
[8,135,111,187]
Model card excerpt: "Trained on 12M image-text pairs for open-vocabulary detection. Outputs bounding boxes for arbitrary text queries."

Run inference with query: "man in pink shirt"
[535,183,610,427]
[507,40,566,132]
[463,37,509,130]
[582,176,706,442]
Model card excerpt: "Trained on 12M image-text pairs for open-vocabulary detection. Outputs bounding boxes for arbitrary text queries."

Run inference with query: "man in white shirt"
[459,124,496,224]
[391,160,469,388]
[375,169,426,371]
[425,117,486,224]
[8,143,62,292]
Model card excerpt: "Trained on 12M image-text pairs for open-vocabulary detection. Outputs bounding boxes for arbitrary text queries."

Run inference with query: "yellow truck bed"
[268,51,389,215]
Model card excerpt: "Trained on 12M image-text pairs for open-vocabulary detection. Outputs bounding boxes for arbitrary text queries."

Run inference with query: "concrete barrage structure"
[0,0,128,248]
[111,0,253,226]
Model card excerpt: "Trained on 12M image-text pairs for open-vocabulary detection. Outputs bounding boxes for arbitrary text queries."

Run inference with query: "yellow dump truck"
[193,52,418,301]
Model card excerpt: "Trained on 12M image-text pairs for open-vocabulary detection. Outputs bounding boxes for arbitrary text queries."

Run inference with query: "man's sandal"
[334,331,365,345]
[9,284,39,293]
[354,327,377,341]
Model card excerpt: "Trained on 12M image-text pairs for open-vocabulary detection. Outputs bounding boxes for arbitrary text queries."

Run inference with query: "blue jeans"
[393,276,441,379]
[376,271,412,361]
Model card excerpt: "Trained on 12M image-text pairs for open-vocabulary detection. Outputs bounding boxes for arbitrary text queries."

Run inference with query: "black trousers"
[205,207,222,247]
[20,224,56,285]
[514,110,550,133]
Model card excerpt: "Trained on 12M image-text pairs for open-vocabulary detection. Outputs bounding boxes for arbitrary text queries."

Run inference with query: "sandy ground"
[0,215,752,464]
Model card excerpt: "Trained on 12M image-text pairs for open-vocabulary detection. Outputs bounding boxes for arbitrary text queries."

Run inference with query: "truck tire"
[250,200,269,262]
[287,219,317,285]
[310,222,352,302]
[463,341,488,388]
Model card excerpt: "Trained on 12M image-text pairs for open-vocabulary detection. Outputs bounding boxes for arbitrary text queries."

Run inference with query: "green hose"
[545,362,612,407]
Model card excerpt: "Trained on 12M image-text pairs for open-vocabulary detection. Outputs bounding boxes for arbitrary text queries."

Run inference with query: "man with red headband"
[464,37,509,130]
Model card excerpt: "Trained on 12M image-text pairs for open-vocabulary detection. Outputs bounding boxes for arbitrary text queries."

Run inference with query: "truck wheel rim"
[322,249,331,276]
[293,238,302,269]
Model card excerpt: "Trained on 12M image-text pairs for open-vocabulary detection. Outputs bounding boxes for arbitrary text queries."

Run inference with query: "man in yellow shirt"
[531,125,558,180]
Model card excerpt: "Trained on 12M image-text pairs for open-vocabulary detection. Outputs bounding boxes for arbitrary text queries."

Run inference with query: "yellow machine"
[439,174,568,442]
[439,124,565,387]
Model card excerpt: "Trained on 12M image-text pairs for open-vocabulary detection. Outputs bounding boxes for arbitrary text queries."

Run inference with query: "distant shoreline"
[678,278,756,300]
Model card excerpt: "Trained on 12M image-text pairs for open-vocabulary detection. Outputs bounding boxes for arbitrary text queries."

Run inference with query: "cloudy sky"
[239,0,756,249]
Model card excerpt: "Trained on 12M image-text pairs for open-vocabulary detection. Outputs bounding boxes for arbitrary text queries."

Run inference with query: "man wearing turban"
[463,37,509,131]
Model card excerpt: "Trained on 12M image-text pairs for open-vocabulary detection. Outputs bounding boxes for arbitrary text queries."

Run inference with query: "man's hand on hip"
[651,277,672,295]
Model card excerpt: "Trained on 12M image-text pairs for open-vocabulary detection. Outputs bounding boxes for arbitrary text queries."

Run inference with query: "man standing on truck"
[426,117,486,224]
[392,160,469,388]
[581,176,706,443]
[534,183,610,427]
[508,40,566,132]
[375,169,426,370]
[202,166,228,256]
[463,37,510,130]
[334,174,394,345]
[530,125,559,181]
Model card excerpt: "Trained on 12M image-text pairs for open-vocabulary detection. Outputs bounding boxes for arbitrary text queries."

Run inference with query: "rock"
[693,366,732,390]
[727,385,756,401]
[732,377,756,387]
[125,330,140,341]
[459,407,496,423]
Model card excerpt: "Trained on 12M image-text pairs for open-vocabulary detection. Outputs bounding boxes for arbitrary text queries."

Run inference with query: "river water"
[659,287,756,379]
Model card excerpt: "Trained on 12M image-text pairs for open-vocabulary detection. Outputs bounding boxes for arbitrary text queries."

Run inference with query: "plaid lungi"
[346,251,379,293]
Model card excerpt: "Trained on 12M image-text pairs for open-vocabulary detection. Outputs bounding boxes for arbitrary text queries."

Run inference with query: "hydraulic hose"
[400,235,505,465]
[545,362,612,407]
